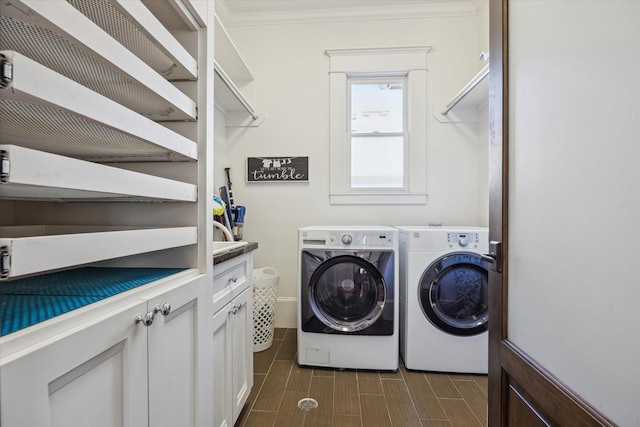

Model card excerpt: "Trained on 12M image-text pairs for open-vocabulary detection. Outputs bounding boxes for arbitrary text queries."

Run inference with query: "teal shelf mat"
[0,267,186,336]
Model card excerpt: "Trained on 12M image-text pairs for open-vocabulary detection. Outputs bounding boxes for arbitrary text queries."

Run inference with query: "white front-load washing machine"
[397,226,489,374]
[298,226,399,370]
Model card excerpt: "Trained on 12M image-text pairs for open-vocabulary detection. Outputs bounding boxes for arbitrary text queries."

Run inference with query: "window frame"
[327,47,431,205]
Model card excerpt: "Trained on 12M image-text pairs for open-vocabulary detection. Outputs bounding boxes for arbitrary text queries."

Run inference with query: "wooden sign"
[247,156,309,182]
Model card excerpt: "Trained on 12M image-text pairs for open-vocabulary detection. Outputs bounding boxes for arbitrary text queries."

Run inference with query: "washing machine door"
[309,255,386,333]
[419,252,489,336]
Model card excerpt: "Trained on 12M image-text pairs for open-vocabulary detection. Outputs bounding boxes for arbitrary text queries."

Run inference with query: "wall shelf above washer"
[213,15,263,127]
[434,64,489,123]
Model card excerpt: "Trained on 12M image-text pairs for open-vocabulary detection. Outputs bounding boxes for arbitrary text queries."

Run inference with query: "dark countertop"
[213,241,258,265]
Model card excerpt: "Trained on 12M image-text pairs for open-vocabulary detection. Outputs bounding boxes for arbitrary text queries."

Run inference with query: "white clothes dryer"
[397,226,489,374]
[298,226,399,371]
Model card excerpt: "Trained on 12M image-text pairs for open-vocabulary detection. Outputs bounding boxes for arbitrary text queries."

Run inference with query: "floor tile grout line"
[292,349,311,426]
[354,372,364,427]
[268,339,284,427]
[399,368,423,426]
[379,376,399,427]
[436,397,484,427]
[450,374,487,427]
[244,337,284,424]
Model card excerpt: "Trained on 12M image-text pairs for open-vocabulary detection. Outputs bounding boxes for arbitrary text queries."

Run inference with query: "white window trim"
[327,47,430,205]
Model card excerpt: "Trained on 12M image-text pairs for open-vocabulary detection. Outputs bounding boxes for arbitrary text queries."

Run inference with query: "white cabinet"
[229,289,253,423]
[212,254,254,427]
[0,274,209,427]
[0,299,148,427]
[147,275,210,427]
[212,288,253,427]
[213,252,251,313]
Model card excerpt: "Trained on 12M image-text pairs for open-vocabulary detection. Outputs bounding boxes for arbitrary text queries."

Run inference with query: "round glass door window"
[309,255,386,332]
[419,252,489,336]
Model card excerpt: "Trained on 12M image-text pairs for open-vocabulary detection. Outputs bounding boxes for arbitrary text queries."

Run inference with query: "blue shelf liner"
[0,267,186,336]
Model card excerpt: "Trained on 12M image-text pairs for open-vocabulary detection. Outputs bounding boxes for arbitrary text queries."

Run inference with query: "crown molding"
[326,46,432,57]
[215,1,484,27]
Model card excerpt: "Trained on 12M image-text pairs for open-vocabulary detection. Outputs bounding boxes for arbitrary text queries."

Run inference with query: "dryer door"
[419,252,489,336]
[309,254,387,333]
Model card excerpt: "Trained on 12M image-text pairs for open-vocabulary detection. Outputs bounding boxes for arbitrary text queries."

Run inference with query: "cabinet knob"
[135,312,155,327]
[154,303,171,316]
[230,304,241,315]
[228,276,238,284]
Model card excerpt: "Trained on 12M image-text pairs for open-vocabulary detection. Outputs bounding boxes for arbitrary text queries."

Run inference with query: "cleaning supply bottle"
[212,194,226,216]
[232,206,246,241]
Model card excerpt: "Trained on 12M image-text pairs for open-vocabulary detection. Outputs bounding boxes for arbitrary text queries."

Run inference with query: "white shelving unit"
[1,0,197,121]
[0,225,197,279]
[434,63,489,123]
[0,2,218,425]
[213,15,263,127]
[0,50,196,160]
[0,145,197,202]
[0,0,210,283]
[70,0,198,81]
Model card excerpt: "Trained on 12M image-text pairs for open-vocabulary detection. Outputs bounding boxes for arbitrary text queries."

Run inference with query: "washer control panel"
[329,231,394,248]
[447,232,480,248]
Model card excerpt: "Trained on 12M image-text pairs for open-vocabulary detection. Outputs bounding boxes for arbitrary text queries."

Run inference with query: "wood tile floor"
[235,328,488,427]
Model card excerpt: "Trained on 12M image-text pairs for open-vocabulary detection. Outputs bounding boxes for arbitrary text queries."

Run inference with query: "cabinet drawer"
[212,253,250,312]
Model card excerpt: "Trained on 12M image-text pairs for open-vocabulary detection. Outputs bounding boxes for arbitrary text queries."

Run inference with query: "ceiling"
[215,0,485,26]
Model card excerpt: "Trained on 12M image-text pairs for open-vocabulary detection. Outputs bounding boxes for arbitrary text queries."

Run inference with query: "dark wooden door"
[487,1,618,425]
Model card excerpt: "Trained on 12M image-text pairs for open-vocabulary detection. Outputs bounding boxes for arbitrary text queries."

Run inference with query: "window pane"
[350,82,403,133]
[351,136,404,188]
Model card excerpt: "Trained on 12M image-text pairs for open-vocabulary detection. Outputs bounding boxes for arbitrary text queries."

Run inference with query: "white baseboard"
[274,297,297,329]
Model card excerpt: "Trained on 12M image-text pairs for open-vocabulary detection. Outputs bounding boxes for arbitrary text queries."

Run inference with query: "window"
[327,47,431,204]
[349,78,406,189]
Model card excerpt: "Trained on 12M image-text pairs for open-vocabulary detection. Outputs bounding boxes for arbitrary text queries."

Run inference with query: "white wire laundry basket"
[252,267,280,352]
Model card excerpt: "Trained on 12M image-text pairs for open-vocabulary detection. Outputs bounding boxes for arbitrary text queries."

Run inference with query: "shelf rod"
[440,64,490,116]
[213,61,259,121]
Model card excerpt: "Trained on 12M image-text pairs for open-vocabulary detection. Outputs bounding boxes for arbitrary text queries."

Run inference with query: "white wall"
[475,0,490,228]
[508,2,640,425]
[218,14,487,327]
[477,0,490,66]
[477,105,489,227]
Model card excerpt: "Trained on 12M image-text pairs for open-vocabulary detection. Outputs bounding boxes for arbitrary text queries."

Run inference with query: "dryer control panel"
[447,232,480,248]
[300,227,398,250]
[329,231,394,248]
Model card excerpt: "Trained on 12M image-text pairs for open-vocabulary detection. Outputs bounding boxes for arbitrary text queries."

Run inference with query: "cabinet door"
[211,288,254,427]
[231,288,254,424]
[0,300,149,427]
[212,302,233,427]
[147,275,210,427]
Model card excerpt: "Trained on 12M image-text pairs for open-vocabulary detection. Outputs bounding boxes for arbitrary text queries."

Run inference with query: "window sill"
[330,192,428,205]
